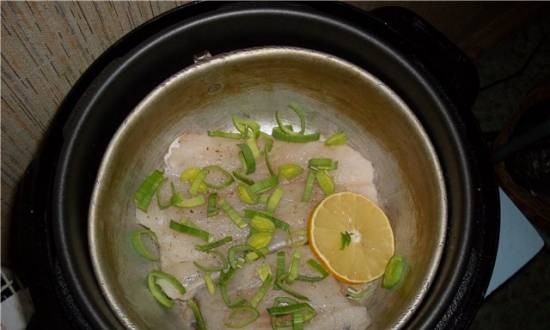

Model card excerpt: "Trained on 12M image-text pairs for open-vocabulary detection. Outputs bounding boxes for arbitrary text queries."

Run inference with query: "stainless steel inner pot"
[89,47,446,330]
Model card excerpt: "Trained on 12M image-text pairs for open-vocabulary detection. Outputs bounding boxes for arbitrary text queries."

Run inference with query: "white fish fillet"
[136,132,378,328]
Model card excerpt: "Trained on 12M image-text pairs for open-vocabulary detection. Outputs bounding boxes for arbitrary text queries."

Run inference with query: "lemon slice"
[308,192,395,283]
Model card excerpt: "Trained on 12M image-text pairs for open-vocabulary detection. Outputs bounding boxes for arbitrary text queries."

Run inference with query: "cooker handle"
[369,6,479,111]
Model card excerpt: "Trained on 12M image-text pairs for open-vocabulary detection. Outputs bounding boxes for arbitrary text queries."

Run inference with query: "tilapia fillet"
[136,133,378,329]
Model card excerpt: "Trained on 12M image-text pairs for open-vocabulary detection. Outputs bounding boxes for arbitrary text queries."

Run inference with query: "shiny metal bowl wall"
[90,47,446,330]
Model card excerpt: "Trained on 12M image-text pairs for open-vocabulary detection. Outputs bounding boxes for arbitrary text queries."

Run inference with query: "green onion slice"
[346,283,376,301]
[238,184,258,205]
[250,215,275,232]
[156,180,172,210]
[130,228,159,261]
[301,171,316,202]
[147,270,186,308]
[204,272,216,295]
[238,143,256,174]
[383,255,407,289]
[275,251,286,290]
[277,274,309,301]
[193,250,227,272]
[270,298,316,328]
[278,164,304,181]
[308,158,338,171]
[275,103,306,136]
[189,169,207,195]
[187,298,208,330]
[271,127,320,143]
[232,171,255,185]
[288,229,308,247]
[224,305,260,328]
[208,130,242,139]
[251,274,273,308]
[264,145,275,176]
[266,187,284,213]
[249,175,278,194]
[258,263,272,281]
[203,165,234,189]
[325,131,347,146]
[296,259,329,282]
[292,310,304,330]
[246,136,261,159]
[219,267,248,308]
[316,171,335,195]
[287,250,301,283]
[219,199,247,229]
[247,232,273,250]
[260,132,274,153]
[135,170,164,212]
[228,244,265,269]
[207,193,219,217]
[267,302,312,316]
[195,236,233,252]
[169,220,210,242]
[244,209,290,231]
[340,231,353,250]
[232,115,261,138]
[171,193,206,208]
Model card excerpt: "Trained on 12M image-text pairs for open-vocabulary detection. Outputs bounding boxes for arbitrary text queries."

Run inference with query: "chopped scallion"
[187,298,208,330]
[251,274,273,308]
[189,169,207,195]
[248,175,278,194]
[287,250,301,283]
[147,270,186,308]
[315,170,335,195]
[195,236,233,252]
[292,310,305,330]
[180,167,202,182]
[207,193,219,217]
[224,306,260,328]
[208,130,242,139]
[169,220,210,241]
[134,170,164,212]
[278,164,304,181]
[171,193,206,208]
[156,180,172,209]
[340,231,353,250]
[250,215,275,232]
[308,158,338,171]
[296,259,329,282]
[193,250,227,272]
[228,245,265,269]
[382,255,407,289]
[238,143,256,174]
[238,184,258,205]
[301,171,316,202]
[219,199,247,229]
[258,263,272,282]
[232,171,255,185]
[204,272,216,295]
[271,127,320,143]
[247,232,273,250]
[130,228,159,261]
[266,187,284,213]
[325,131,347,146]
[246,136,260,158]
[203,165,234,189]
[275,251,285,290]
[244,209,290,231]
[288,229,308,247]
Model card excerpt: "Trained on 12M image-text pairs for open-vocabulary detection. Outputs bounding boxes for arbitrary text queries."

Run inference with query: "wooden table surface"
[1,1,541,264]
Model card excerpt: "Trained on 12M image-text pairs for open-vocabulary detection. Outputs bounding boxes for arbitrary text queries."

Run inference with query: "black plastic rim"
[16,2,499,329]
